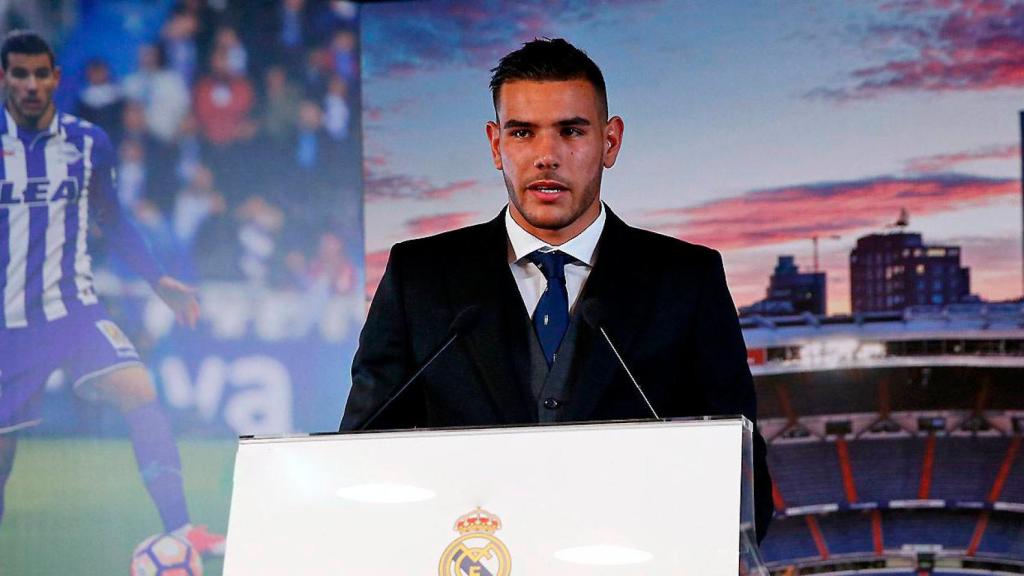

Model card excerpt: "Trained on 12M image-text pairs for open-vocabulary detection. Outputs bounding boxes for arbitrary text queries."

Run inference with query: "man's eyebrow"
[502,119,535,129]
[558,117,591,127]
[502,117,593,129]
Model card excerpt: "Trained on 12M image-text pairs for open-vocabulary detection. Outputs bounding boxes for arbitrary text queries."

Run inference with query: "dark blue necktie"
[527,250,571,367]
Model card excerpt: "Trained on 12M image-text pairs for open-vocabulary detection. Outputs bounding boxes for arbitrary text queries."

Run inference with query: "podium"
[223,417,765,575]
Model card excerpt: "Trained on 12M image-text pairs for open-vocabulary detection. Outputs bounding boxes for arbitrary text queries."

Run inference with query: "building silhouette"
[741,255,826,316]
[850,232,970,313]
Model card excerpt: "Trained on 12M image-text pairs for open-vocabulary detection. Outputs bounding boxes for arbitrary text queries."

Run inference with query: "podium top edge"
[238,415,753,444]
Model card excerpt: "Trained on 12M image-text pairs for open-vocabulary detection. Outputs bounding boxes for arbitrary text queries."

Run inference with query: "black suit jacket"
[341,207,773,541]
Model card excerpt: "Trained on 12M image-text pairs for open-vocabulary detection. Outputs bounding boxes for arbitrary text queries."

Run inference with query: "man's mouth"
[527,180,569,195]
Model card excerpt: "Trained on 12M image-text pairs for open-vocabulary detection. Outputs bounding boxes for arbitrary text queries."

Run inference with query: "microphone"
[355,305,481,431]
[578,300,661,420]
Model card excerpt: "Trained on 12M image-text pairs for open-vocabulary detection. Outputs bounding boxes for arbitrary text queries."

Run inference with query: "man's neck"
[6,103,56,131]
[509,200,602,246]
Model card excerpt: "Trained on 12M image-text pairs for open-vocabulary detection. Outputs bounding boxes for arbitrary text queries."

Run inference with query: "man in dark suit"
[340,38,772,542]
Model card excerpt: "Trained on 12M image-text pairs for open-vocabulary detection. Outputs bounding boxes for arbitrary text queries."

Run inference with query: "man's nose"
[533,134,561,170]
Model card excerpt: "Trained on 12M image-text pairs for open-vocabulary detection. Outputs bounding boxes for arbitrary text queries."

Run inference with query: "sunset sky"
[360,0,1024,314]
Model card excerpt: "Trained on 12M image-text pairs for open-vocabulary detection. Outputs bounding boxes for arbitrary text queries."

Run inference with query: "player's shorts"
[0,306,142,433]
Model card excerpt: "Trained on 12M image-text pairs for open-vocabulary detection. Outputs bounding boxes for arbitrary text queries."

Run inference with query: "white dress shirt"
[505,203,606,317]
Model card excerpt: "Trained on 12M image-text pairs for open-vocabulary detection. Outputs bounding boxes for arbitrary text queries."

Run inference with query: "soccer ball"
[130,533,203,576]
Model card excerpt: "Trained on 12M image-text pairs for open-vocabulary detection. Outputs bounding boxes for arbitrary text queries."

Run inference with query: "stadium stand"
[760,516,822,563]
[817,510,875,556]
[758,372,880,417]
[847,437,927,502]
[930,438,1012,502]
[977,512,1024,558]
[762,419,1024,573]
[883,510,977,550]
[768,441,847,506]
[995,439,1024,504]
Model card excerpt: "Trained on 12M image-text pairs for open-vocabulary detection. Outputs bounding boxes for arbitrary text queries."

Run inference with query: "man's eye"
[562,127,584,137]
[10,70,28,79]
[34,70,50,79]
[510,129,531,138]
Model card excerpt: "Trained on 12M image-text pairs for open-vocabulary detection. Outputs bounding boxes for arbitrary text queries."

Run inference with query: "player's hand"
[155,276,200,328]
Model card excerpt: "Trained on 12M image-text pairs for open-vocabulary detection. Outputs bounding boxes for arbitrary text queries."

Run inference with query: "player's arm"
[89,129,199,327]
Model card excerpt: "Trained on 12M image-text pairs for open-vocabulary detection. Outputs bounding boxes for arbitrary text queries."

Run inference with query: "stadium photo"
[747,307,1024,574]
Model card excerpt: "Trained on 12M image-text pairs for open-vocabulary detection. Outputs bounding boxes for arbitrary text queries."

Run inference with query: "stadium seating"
[977,512,1024,558]
[848,437,926,502]
[930,438,1011,502]
[997,445,1024,503]
[882,510,976,550]
[769,441,847,506]
[816,510,875,555]
[759,367,1024,574]
[759,515,821,563]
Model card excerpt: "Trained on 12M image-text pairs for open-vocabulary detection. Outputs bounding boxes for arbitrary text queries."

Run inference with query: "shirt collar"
[505,202,606,266]
[2,106,62,137]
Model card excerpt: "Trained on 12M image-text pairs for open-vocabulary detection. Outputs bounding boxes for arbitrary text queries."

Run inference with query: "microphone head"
[577,299,606,329]
[449,304,482,334]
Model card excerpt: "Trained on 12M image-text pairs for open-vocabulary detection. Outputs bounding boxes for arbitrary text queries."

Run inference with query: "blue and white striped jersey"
[0,108,163,329]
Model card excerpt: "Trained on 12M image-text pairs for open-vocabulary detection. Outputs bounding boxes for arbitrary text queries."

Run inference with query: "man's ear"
[603,115,624,169]
[485,120,503,170]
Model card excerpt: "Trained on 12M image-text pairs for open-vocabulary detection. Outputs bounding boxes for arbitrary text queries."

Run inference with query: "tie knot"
[527,250,570,281]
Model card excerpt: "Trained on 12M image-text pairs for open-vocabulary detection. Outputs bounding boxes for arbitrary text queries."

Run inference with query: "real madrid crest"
[438,508,511,576]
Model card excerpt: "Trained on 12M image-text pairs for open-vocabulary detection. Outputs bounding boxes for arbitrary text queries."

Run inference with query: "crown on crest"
[454,507,502,534]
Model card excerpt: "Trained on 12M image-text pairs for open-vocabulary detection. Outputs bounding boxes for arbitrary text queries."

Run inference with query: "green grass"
[0,437,236,576]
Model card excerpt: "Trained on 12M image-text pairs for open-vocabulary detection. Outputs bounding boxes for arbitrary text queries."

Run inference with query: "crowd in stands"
[76,0,361,295]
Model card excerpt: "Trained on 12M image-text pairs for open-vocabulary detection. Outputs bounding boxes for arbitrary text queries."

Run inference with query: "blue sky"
[360,0,1024,313]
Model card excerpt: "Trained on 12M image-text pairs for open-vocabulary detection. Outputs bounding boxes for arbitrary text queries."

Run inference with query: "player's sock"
[0,435,16,525]
[123,401,190,532]
[0,472,7,524]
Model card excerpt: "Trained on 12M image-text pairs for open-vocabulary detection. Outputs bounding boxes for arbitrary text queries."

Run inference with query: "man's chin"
[521,212,576,232]
[14,107,44,125]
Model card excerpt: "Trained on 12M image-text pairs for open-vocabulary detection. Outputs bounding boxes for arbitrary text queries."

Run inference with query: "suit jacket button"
[543,398,561,410]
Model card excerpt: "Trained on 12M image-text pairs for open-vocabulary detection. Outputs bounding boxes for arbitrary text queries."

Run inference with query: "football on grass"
[130,533,203,576]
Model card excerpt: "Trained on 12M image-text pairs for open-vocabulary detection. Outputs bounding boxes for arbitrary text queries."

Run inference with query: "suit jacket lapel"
[444,211,534,424]
[564,208,654,421]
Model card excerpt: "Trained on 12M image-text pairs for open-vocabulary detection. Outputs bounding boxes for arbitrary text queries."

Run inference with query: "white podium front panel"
[224,419,744,575]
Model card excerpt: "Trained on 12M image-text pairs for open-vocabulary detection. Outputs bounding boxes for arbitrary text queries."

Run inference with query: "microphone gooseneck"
[356,305,481,431]
[578,300,661,421]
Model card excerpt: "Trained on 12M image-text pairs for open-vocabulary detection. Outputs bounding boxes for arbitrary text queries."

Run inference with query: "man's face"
[486,79,623,244]
[1,53,60,129]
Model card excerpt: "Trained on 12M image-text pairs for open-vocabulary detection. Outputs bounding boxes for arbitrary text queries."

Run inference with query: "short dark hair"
[1,30,55,70]
[489,38,607,119]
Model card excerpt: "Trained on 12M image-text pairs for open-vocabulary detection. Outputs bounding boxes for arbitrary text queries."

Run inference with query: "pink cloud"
[641,174,1017,251]
[363,212,482,298]
[904,143,1020,172]
[404,211,480,237]
[364,0,665,79]
[812,0,1024,99]
[950,234,1024,301]
[365,174,480,202]
[365,249,391,299]
[364,97,419,124]
[363,154,389,169]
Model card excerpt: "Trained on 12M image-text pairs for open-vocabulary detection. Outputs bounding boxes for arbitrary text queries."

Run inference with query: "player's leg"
[0,434,16,525]
[0,330,51,529]
[89,365,225,555]
[92,366,188,529]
